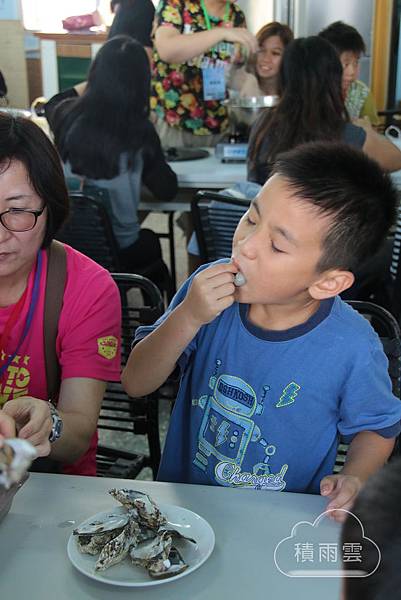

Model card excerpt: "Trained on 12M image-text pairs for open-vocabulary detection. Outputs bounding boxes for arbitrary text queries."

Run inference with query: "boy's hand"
[182,263,237,327]
[320,474,362,523]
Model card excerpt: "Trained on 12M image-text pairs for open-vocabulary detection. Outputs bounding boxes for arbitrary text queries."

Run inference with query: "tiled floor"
[98,212,188,480]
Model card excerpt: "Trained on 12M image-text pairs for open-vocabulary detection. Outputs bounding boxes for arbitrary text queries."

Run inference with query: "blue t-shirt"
[135,262,401,494]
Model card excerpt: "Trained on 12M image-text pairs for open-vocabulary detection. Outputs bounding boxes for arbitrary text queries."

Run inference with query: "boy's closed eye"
[271,241,285,253]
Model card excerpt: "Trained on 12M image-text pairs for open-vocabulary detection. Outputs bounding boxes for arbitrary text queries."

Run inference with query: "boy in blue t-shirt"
[123,142,401,522]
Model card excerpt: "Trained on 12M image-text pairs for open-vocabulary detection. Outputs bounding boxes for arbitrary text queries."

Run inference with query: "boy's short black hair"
[273,142,397,273]
[0,113,69,247]
[319,21,366,56]
[342,458,401,599]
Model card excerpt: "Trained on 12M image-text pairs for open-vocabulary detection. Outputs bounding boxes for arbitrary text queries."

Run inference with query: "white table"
[0,473,341,600]
[169,149,247,189]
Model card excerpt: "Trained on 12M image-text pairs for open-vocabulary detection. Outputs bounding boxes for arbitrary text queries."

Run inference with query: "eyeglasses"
[0,207,46,232]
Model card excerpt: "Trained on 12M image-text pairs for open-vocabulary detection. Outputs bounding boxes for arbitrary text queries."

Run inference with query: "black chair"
[96,273,165,479]
[334,300,401,472]
[57,192,122,271]
[58,191,174,301]
[191,191,249,263]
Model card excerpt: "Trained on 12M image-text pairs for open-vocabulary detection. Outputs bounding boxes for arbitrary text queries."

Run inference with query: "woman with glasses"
[0,112,121,475]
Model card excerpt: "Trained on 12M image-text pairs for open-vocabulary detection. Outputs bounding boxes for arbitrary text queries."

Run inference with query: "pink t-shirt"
[0,244,121,475]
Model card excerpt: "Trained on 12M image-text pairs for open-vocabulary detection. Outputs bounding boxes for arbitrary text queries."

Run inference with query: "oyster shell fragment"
[0,439,37,489]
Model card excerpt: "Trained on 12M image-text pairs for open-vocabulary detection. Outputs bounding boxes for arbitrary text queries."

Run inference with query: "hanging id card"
[202,65,226,101]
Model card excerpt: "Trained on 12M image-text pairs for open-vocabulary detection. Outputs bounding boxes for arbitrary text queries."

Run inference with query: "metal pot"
[224,95,278,141]
[225,95,278,134]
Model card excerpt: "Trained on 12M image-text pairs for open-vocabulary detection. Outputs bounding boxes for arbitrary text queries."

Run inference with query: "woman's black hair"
[249,36,347,173]
[0,112,69,247]
[53,35,150,180]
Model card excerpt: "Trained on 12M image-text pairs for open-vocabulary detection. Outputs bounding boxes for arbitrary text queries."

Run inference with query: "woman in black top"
[247,36,401,185]
[45,35,178,296]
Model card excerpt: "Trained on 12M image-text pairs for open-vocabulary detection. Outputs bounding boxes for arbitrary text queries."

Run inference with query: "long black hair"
[249,36,348,173]
[53,35,150,179]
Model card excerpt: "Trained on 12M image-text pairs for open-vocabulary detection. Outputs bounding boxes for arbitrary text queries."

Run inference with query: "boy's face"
[231,175,341,307]
[339,51,360,92]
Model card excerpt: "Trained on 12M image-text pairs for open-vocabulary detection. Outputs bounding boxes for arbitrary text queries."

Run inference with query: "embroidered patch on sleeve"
[97,336,118,360]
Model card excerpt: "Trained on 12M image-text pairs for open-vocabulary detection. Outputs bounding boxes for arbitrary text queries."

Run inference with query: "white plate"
[67,504,215,587]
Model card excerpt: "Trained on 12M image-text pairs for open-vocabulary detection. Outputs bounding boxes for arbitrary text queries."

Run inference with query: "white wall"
[237,0,274,34]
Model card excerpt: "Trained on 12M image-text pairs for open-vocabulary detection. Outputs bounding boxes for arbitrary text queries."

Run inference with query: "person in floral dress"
[151,0,257,147]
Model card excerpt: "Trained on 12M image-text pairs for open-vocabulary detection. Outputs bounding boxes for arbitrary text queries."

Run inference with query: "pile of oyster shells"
[73,488,197,579]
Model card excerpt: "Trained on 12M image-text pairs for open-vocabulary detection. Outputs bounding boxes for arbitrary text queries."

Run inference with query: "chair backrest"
[56,192,122,271]
[191,191,249,263]
[334,300,401,472]
[97,273,165,479]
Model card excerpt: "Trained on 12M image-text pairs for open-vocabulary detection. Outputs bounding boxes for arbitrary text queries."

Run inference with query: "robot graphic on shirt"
[192,359,283,485]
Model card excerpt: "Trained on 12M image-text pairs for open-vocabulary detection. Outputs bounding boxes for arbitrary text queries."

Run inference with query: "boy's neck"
[248,298,322,331]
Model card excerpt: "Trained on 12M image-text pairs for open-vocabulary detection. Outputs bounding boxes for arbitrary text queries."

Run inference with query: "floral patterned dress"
[151,0,246,136]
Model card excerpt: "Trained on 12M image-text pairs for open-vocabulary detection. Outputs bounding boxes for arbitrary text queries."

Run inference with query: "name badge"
[202,66,226,101]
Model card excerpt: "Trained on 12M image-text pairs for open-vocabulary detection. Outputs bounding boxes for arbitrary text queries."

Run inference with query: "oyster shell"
[76,531,121,555]
[109,488,167,530]
[0,439,36,489]
[73,511,129,536]
[148,547,188,580]
[95,518,140,571]
[130,529,172,566]
[109,488,149,509]
[158,526,197,545]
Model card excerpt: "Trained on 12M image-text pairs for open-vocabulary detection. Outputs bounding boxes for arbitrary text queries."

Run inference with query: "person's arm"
[360,90,380,126]
[155,25,257,64]
[362,124,401,172]
[122,261,237,397]
[2,377,105,462]
[320,431,395,522]
[142,124,178,201]
[44,88,78,133]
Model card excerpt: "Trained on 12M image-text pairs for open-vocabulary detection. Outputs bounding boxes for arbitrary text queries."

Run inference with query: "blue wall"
[0,0,20,20]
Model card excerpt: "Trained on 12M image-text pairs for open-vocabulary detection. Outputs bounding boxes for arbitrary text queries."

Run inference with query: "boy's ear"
[309,269,355,300]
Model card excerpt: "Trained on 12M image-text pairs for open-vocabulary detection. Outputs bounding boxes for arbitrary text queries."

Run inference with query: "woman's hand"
[181,262,237,328]
[221,27,258,56]
[2,397,52,457]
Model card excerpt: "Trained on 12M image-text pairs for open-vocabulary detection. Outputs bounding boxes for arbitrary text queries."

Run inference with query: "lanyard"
[0,251,43,380]
[200,0,230,31]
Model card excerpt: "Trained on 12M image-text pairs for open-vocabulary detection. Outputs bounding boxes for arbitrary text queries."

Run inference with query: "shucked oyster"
[0,439,37,489]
